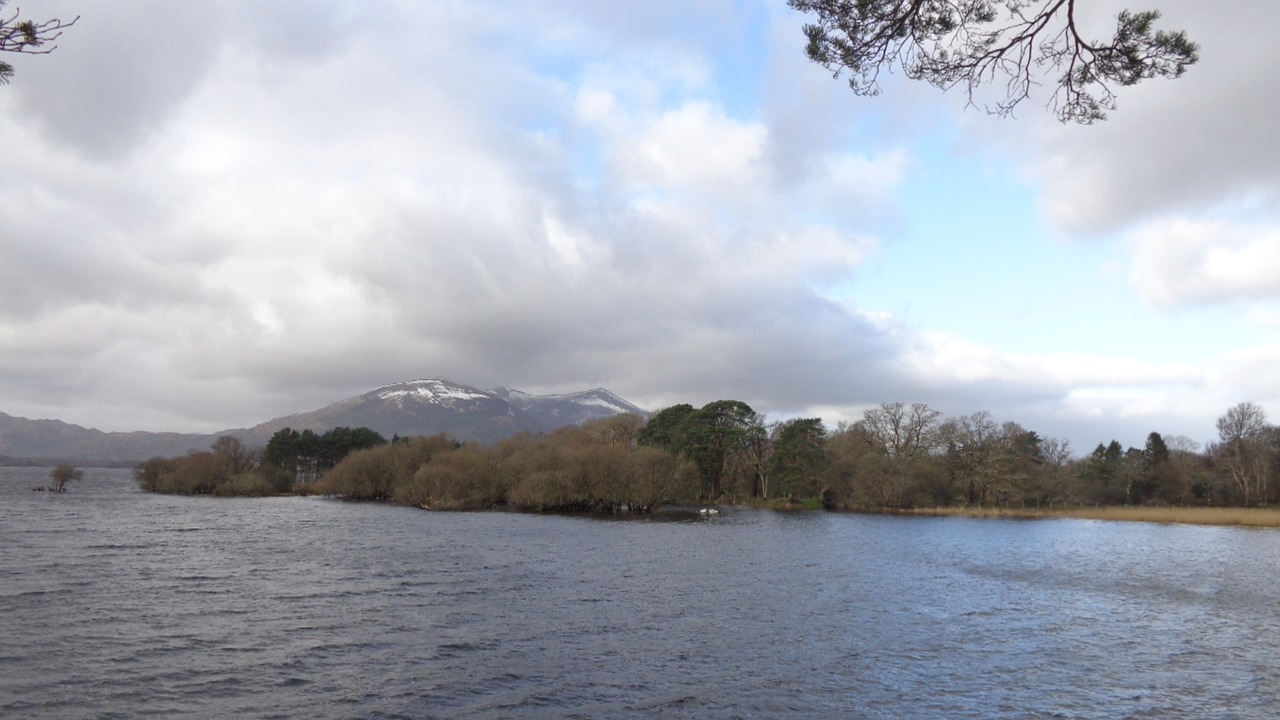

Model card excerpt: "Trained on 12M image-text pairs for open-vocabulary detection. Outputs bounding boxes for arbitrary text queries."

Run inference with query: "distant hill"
[0,412,210,466]
[0,379,649,464]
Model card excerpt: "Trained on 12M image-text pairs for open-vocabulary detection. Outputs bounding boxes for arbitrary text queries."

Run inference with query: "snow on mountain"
[241,379,649,445]
[565,390,648,415]
[489,386,648,422]
[372,379,495,408]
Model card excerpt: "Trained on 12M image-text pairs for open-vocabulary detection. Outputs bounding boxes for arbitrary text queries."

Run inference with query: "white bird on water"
[699,507,719,516]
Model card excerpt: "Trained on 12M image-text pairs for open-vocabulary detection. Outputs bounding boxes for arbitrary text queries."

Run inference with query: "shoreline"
[883,505,1280,529]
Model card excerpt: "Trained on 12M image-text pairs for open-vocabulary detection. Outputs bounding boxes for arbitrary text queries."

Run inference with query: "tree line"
[135,400,1280,511]
[691,399,1280,510]
[135,416,694,511]
[134,427,388,497]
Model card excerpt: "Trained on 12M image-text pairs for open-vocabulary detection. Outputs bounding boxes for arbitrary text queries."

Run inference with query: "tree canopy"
[788,0,1199,122]
[680,400,763,500]
[0,1,77,85]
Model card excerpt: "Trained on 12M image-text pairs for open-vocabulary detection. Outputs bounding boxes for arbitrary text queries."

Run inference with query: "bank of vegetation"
[134,427,387,497]
[134,399,1280,524]
[136,416,694,512]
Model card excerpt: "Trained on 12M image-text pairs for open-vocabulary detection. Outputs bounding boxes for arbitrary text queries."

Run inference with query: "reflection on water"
[3,468,1279,719]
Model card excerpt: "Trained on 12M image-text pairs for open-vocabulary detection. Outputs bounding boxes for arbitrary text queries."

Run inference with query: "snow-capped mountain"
[239,379,648,445]
[0,379,650,463]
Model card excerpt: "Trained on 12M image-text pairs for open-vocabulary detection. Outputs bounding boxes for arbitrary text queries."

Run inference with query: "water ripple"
[3,469,1280,718]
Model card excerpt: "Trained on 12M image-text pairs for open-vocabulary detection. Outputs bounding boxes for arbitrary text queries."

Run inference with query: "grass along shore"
[895,505,1280,528]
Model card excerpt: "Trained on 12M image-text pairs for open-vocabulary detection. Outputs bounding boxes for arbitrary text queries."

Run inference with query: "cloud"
[622,101,767,195]
[1001,1,1280,237]
[900,332,1203,389]
[0,0,907,433]
[9,2,227,159]
[875,328,1264,450]
[1128,218,1280,307]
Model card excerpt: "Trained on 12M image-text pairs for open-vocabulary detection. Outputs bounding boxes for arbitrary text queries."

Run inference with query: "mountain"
[0,379,649,464]
[0,412,211,466]
[238,379,650,446]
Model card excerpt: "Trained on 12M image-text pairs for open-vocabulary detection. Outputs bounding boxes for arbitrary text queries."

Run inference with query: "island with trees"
[133,399,1280,527]
[29,463,83,492]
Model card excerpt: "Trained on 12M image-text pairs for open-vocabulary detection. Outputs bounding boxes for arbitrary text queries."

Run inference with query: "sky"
[2,0,1278,454]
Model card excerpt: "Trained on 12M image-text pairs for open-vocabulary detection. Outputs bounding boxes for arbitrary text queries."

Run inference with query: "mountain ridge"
[0,379,649,464]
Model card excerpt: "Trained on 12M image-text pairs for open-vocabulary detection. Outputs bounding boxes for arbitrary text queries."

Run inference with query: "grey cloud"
[10,2,226,159]
[9,1,362,161]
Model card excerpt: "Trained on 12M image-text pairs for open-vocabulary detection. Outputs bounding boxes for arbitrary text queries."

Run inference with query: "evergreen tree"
[770,418,829,498]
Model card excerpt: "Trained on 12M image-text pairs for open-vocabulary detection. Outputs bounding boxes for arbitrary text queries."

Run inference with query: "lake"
[3,467,1279,719]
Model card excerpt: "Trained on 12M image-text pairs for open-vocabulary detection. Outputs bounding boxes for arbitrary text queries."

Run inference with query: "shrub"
[135,457,178,492]
[509,469,593,512]
[212,473,274,497]
[317,434,458,500]
[397,444,502,510]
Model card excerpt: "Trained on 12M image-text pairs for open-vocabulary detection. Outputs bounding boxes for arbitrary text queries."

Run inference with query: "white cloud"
[900,331,1203,390]
[821,150,907,202]
[1210,344,1280,403]
[623,101,767,195]
[1128,217,1280,307]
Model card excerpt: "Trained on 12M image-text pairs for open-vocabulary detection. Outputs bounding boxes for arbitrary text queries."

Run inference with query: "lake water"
[3,467,1279,719]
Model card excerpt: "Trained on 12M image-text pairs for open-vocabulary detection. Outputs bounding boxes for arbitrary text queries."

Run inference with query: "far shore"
[721,496,1280,529]
[885,504,1280,529]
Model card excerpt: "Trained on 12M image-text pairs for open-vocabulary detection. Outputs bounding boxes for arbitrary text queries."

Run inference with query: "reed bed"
[898,505,1280,528]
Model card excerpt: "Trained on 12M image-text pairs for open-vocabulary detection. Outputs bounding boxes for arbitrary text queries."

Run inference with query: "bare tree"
[857,402,942,505]
[211,435,259,477]
[1216,401,1267,444]
[49,464,82,493]
[0,1,77,84]
[1040,436,1072,472]
[1213,402,1272,506]
[1162,435,1205,505]
[1029,435,1071,503]
[861,401,942,459]
[788,0,1199,122]
[937,411,1029,505]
